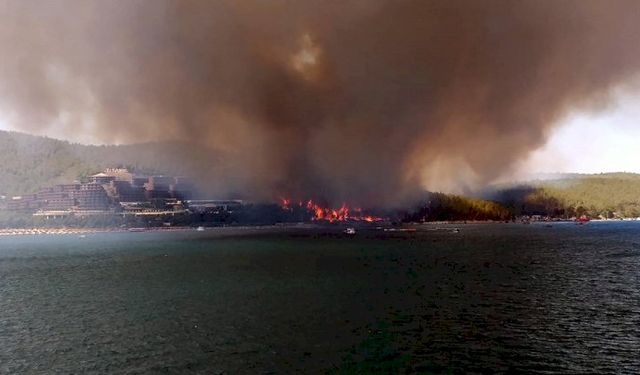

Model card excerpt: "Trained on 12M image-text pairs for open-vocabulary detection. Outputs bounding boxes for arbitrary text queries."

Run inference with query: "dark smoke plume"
[1,0,640,206]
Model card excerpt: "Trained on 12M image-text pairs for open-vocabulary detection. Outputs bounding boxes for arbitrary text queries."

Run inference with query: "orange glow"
[280,198,291,210]
[281,198,384,222]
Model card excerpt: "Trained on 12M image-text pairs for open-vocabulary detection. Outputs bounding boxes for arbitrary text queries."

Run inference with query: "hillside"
[486,173,640,218]
[2,130,640,219]
[404,192,512,222]
[0,130,219,196]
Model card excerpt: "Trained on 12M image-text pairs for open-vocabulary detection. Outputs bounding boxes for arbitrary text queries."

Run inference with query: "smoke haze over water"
[1,0,640,206]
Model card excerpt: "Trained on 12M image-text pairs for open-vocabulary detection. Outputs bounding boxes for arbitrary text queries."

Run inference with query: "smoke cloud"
[1,0,640,206]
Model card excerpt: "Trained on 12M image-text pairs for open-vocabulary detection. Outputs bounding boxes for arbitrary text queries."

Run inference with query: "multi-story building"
[6,183,111,212]
[171,176,195,200]
[145,176,173,199]
[5,194,40,211]
[37,184,78,211]
[104,168,134,183]
[110,180,147,203]
[131,176,148,188]
[75,183,110,211]
[2,168,205,214]
[89,172,116,185]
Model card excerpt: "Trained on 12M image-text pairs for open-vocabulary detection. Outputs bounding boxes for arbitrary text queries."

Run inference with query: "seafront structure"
[6,183,110,212]
[187,200,243,213]
[1,168,205,218]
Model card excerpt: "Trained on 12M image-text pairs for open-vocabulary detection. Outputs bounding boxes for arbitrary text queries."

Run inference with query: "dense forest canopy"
[0,130,217,196]
[404,192,512,222]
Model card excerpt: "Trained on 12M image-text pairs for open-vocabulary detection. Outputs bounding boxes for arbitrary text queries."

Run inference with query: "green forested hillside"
[0,130,219,196]
[489,174,640,218]
[404,192,512,222]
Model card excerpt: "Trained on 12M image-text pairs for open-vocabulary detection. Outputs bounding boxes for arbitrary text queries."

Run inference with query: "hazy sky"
[2,92,639,178]
[518,91,640,176]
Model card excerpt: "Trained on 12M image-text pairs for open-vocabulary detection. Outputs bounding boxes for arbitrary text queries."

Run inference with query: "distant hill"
[0,130,219,196]
[3,130,640,219]
[403,192,512,222]
[485,173,640,218]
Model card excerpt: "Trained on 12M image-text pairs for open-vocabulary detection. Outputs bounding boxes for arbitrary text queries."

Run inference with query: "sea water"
[1,222,639,373]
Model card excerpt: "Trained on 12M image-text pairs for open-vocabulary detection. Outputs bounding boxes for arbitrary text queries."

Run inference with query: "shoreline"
[0,227,119,236]
[0,226,197,236]
[0,224,318,237]
[1,220,634,237]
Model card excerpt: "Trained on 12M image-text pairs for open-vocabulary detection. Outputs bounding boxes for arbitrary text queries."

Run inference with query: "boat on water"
[196,226,205,232]
[344,227,356,235]
[576,216,590,225]
[128,227,147,232]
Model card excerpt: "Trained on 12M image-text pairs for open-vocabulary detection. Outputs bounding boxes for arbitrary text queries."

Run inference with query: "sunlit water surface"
[1,222,639,373]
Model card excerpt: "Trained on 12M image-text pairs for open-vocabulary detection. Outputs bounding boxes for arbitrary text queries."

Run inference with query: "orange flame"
[280,198,291,210]
[281,198,384,222]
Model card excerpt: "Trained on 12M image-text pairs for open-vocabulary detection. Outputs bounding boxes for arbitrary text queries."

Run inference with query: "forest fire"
[280,199,384,223]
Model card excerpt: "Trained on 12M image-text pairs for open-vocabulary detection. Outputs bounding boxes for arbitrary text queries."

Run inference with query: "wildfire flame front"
[280,198,383,222]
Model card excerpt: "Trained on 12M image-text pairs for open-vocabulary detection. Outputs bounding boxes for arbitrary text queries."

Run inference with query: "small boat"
[344,227,356,235]
[451,228,460,233]
[128,227,147,232]
[575,216,590,225]
[196,226,205,232]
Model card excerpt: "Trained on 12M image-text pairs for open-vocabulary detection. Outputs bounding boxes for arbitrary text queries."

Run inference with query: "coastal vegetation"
[403,192,512,222]
[0,130,216,196]
[2,131,640,224]
[488,174,640,219]
[402,174,640,222]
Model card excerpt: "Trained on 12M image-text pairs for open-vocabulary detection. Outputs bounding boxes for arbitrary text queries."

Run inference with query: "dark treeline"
[403,192,512,222]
